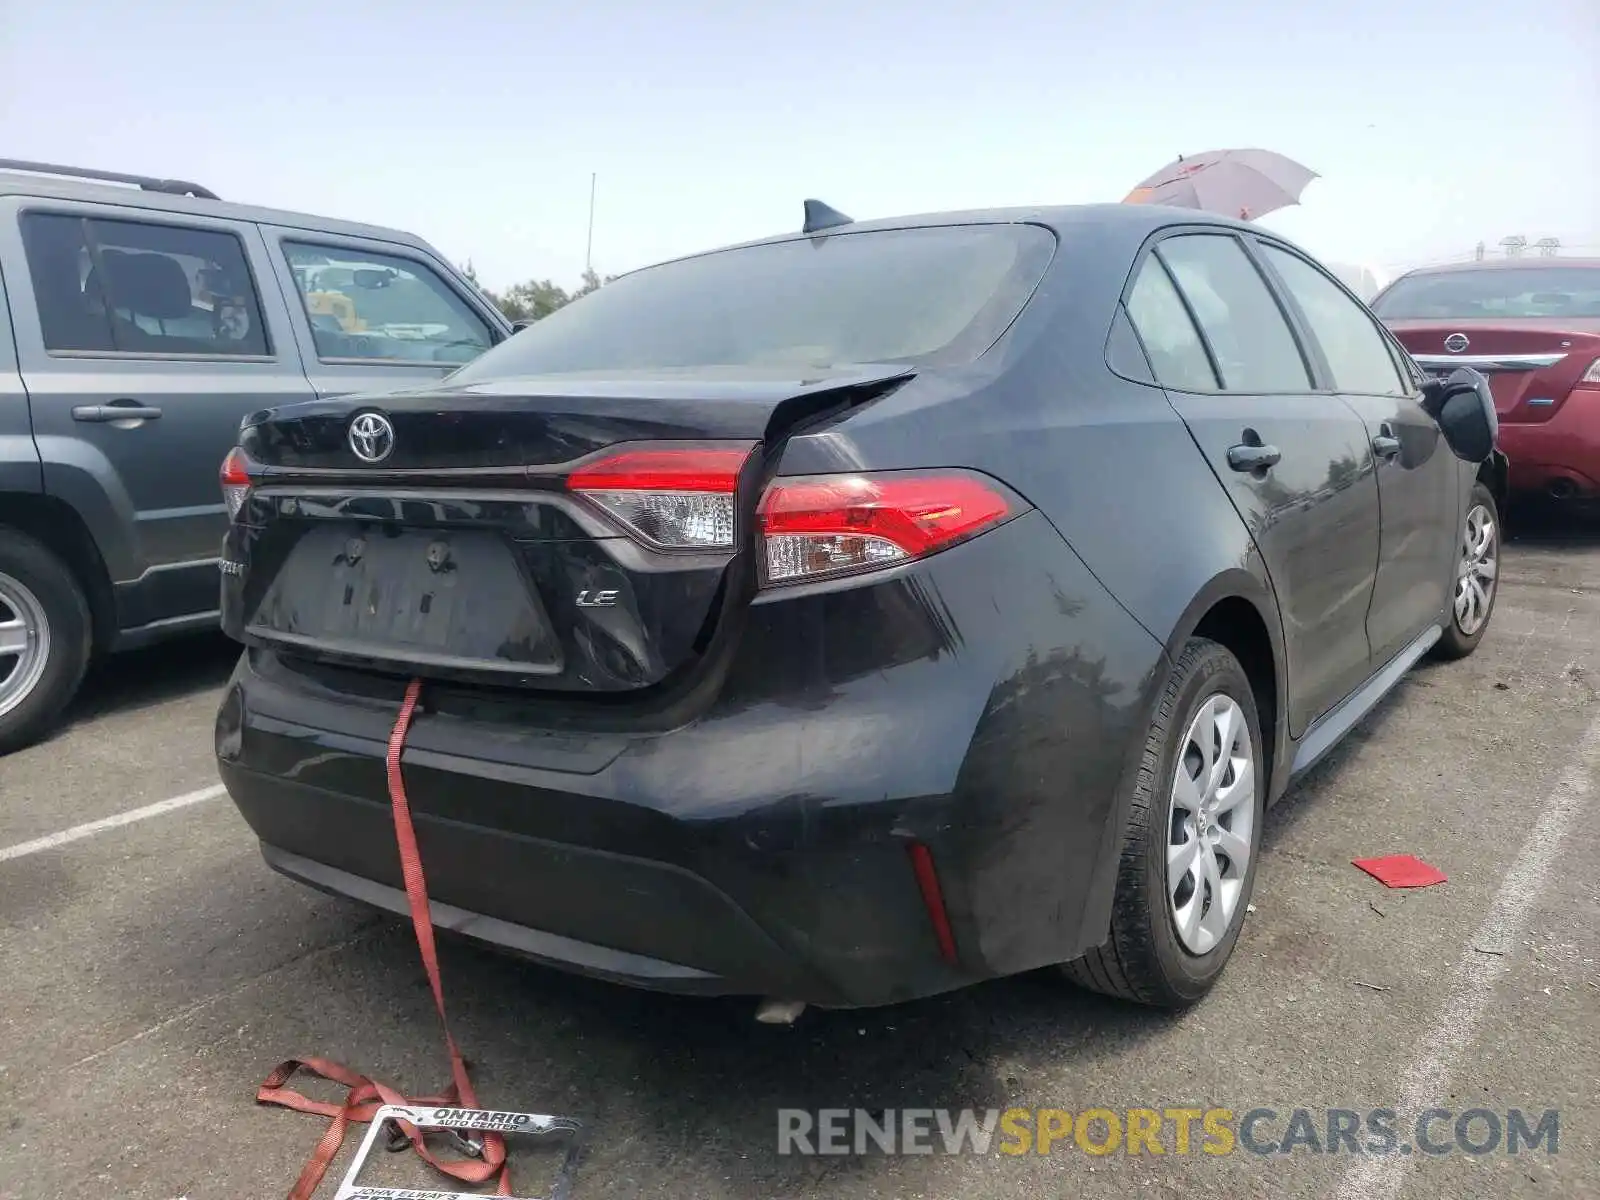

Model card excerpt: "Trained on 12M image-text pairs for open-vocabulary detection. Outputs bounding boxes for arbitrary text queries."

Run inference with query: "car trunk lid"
[1387,318,1600,424]
[226,365,912,693]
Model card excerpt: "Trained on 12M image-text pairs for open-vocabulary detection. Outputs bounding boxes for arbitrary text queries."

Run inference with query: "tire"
[0,528,92,755]
[1430,482,1500,661]
[1064,637,1265,1008]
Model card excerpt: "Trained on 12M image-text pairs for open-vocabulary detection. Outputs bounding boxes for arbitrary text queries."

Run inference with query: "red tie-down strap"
[256,677,513,1199]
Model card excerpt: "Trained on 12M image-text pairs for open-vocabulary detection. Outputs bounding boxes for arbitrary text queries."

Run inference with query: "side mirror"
[1421,367,1497,464]
[510,319,532,333]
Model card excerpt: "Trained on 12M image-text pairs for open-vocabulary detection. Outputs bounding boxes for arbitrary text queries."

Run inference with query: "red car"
[1373,258,1600,503]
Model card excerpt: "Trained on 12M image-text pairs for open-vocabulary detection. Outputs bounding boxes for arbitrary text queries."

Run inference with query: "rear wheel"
[0,529,92,755]
[1431,482,1499,661]
[1064,638,1264,1008]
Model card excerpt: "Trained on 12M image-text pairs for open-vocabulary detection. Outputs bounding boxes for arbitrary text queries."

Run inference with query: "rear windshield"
[449,223,1055,380]
[1372,267,1600,319]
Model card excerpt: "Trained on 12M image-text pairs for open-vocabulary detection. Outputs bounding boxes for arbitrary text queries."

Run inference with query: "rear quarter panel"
[776,217,1283,739]
[773,217,1290,957]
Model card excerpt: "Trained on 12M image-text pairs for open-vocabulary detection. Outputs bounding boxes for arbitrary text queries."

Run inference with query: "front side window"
[1261,245,1406,396]
[1390,342,1427,392]
[21,213,269,357]
[282,243,493,365]
[1156,234,1312,394]
[446,223,1056,382]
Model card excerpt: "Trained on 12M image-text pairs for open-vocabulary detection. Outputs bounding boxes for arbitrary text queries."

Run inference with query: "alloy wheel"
[1454,503,1498,637]
[0,570,51,720]
[1167,694,1256,956]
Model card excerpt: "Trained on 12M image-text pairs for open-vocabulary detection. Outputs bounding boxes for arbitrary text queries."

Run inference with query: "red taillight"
[567,443,756,550]
[1578,357,1600,388]
[219,447,251,521]
[757,470,1015,586]
[567,447,750,493]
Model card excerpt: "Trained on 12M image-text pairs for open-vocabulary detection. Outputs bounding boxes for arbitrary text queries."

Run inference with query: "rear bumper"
[215,511,1166,1008]
[1499,390,1600,498]
[262,844,742,993]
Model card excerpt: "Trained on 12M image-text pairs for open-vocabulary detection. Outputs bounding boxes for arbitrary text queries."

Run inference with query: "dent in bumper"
[217,510,1166,1007]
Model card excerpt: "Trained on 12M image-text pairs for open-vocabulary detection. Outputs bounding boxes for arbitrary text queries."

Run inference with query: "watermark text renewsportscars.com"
[777,1107,1560,1158]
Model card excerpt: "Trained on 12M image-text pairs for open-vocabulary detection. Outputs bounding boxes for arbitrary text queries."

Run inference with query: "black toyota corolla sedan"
[213,202,1505,1011]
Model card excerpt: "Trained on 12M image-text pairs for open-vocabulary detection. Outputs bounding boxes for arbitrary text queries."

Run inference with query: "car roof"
[0,168,436,253]
[635,202,1271,274]
[1395,256,1600,277]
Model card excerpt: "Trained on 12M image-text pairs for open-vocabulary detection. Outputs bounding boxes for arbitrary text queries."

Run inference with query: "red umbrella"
[1124,149,1318,221]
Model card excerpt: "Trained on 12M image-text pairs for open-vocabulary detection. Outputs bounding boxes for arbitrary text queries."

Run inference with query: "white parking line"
[0,783,226,864]
[1334,706,1600,1200]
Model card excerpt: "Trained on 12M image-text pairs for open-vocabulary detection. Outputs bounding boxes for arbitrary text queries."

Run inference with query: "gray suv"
[0,160,513,752]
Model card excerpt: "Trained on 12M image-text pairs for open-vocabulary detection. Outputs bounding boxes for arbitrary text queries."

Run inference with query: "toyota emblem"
[348,412,395,463]
[1444,333,1470,354]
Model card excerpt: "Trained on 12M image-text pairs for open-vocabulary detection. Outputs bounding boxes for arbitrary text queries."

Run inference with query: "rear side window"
[447,224,1055,380]
[282,243,495,365]
[20,213,269,357]
[1156,234,1312,393]
[1105,305,1156,384]
[1261,245,1406,396]
[1126,260,1218,391]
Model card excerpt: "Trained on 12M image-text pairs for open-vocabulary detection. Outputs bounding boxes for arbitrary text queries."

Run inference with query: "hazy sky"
[2,0,1595,291]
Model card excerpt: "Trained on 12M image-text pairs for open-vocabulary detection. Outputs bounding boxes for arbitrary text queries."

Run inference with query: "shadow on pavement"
[65,629,238,724]
[1506,498,1600,547]
[334,921,1188,1195]
[1265,499,1600,849]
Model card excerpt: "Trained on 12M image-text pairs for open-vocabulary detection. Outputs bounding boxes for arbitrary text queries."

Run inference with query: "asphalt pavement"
[1,510,1597,1200]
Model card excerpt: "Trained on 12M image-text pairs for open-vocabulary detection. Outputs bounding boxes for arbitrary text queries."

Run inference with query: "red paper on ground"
[1352,854,1447,889]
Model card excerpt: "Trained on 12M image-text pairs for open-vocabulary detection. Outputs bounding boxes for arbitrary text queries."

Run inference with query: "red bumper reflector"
[906,842,959,965]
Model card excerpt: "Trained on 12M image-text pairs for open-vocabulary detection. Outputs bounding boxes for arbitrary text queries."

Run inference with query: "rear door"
[1125,229,1380,736]
[258,227,509,400]
[0,197,313,625]
[0,257,41,495]
[1255,241,1460,666]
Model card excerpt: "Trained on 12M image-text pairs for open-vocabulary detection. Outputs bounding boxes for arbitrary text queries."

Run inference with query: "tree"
[462,260,617,324]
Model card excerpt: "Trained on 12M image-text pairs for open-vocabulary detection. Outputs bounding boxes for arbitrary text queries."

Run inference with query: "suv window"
[1261,245,1407,396]
[1126,259,1218,391]
[282,243,493,365]
[21,213,270,357]
[1155,234,1311,393]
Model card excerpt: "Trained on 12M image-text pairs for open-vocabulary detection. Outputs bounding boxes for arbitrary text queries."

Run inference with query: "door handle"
[72,402,163,423]
[1227,442,1282,472]
[1372,433,1402,460]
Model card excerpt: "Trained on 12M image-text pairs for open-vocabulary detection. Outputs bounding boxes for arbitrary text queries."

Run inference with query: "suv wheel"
[1430,481,1499,661]
[0,529,92,755]
[1064,637,1264,1008]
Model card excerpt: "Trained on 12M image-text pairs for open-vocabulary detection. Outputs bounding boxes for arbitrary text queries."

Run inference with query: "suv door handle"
[72,402,163,423]
[1226,442,1282,472]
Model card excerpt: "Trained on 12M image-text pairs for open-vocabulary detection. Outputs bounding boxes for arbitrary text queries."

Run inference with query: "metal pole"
[585,173,596,277]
